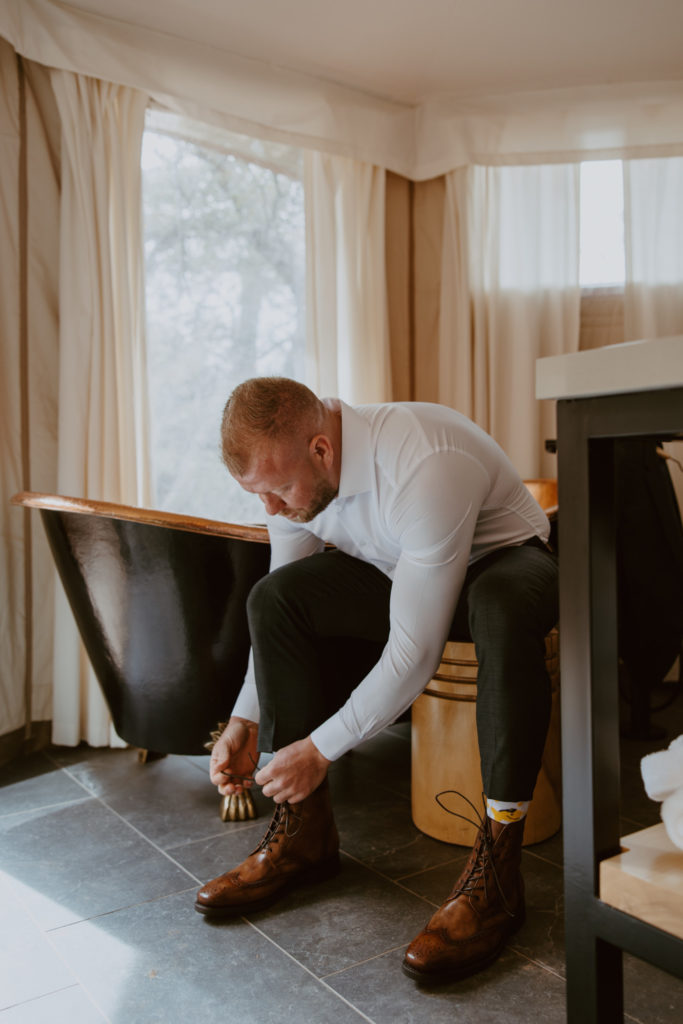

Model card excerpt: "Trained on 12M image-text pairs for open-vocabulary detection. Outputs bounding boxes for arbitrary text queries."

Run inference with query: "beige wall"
[0,44,61,762]
[384,172,412,401]
[385,171,446,404]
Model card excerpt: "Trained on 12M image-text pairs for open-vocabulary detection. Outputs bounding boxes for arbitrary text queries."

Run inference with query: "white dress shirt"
[231,401,550,761]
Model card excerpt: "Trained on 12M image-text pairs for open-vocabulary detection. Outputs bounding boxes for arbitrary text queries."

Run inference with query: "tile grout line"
[0,795,93,820]
[164,818,261,852]
[100,798,205,885]
[394,853,467,884]
[244,917,378,1024]
[52,762,205,887]
[41,885,201,933]
[43,748,263,851]
[521,846,564,870]
[338,848,442,908]
[0,982,97,1016]
[507,943,566,982]
[4,882,114,1022]
[320,941,411,980]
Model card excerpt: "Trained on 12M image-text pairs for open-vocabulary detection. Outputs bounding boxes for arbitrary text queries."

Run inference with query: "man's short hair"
[221,377,323,476]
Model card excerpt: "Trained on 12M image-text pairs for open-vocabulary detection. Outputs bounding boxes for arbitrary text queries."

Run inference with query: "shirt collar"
[337,401,374,500]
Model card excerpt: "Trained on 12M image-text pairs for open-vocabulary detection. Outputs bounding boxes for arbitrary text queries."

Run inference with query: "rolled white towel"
[640,735,683,802]
[661,788,683,851]
[670,734,683,757]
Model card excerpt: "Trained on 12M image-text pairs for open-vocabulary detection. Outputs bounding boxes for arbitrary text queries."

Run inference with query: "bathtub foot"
[206,722,259,822]
[137,749,167,764]
[219,790,257,822]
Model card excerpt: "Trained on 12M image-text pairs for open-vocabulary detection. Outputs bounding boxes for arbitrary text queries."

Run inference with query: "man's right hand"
[209,717,260,796]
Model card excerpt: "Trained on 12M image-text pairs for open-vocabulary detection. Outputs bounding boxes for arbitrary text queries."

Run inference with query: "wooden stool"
[411,629,561,846]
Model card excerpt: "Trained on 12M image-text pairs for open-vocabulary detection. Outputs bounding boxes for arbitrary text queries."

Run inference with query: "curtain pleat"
[0,40,59,754]
[49,71,152,747]
[439,163,581,478]
[0,40,25,744]
[623,156,683,518]
[305,152,392,404]
[624,156,683,340]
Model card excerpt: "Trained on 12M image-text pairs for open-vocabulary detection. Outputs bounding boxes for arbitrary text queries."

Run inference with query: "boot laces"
[220,752,260,788]
[435,790,517,917]
[256,800,303,853]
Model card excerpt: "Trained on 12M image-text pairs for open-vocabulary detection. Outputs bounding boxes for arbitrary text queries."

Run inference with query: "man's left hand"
[254,736,330,804]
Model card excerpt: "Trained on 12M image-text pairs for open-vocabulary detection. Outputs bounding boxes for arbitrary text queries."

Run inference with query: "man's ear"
[310,433,334,467]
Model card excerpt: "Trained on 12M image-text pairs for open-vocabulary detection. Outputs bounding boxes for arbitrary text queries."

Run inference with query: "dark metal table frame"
[557,385,683,1022]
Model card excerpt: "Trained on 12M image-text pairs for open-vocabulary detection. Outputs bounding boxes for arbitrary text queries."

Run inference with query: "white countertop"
[536,336,683,400]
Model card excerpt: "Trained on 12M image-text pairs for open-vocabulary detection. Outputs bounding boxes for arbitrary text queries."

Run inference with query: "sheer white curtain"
[624,156,683,340]
[439,163,581,478]
[49,71,152,746]
[305,151,392,404]
[624,155,683,519]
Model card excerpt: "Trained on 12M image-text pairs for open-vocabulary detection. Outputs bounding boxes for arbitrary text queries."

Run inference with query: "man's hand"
[209,717,259,796]
[255,736,330,804]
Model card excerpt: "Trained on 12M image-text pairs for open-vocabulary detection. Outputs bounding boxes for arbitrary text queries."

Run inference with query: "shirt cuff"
[230,677,260,725]
[310,712,358,762]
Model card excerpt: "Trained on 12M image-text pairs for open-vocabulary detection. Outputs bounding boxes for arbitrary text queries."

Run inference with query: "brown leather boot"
[194,778,340,918]
[402,813,526,984]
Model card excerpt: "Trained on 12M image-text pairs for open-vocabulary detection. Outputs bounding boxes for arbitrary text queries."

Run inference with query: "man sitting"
[195,377,558,985]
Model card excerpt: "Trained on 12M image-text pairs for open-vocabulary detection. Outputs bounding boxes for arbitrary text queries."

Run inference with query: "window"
[141,111,306,523]
[487,160,627,293]
[579,160,625,288]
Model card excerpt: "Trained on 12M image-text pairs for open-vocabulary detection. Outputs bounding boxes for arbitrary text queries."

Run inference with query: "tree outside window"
[142,112,306,523]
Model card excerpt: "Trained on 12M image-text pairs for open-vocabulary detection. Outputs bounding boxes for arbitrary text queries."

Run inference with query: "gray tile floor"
[2,689,683,1024]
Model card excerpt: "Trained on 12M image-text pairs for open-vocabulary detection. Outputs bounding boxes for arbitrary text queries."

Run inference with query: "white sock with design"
[486,798,530,824]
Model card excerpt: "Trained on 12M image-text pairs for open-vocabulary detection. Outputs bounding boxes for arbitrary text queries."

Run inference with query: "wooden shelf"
[599,823,683,941]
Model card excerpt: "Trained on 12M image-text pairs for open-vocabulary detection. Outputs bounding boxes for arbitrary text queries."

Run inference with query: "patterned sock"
[486,798,530,824]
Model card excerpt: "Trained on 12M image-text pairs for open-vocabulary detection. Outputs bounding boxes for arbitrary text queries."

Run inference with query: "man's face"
[234,441,337,523]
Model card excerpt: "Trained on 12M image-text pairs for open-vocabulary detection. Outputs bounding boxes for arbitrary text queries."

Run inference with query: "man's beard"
[279,478,338,523]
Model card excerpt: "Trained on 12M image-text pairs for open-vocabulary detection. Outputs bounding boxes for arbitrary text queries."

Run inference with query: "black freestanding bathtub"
[12,492,271,754]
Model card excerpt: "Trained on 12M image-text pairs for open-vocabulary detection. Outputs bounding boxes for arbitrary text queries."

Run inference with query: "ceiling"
[67,0,683,106]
